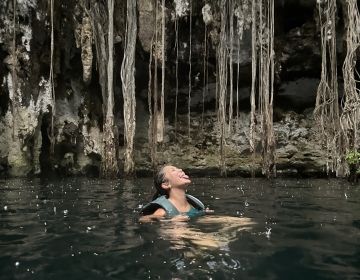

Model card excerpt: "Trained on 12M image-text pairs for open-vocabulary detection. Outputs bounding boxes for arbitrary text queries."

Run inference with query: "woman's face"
[162,165,191,189]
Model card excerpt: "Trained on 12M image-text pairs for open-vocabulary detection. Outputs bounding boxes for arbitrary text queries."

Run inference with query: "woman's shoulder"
[140,195,176,216]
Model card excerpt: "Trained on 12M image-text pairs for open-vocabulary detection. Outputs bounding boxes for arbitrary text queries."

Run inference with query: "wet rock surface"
[0,0,342,177]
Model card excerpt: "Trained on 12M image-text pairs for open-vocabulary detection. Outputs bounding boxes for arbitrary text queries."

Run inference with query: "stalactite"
[340,0,360,172]
[80,17,93,84]
[218,0,228,176]
[11,0,17,139]
[121,0,137,176]
[88,1,119,177]
[90,1,108,120]
[201,3,212,132]
[173,0,189,140]
[234,0,251,127]
[228,0,234,133]
[314,0,341,175]
[148,23,155,169]
[187,0,192,138]
[100,0,118,178]
[49,0,55,156]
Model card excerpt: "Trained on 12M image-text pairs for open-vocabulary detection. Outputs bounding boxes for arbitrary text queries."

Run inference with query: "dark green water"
[0,177,359,280]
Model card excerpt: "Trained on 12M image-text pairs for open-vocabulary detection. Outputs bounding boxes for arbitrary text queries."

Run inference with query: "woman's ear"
[161,181,171,190]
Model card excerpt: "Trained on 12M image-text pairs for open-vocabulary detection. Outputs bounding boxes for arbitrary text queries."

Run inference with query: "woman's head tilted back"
[152,165,168,199]
[152,165,191,200]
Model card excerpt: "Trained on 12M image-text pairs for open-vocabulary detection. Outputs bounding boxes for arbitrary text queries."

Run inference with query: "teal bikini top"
[140,194,205,218]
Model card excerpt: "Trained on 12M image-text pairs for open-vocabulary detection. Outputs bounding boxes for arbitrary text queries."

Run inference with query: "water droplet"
[4,206,8,211]
[15,261,20,267]
[265,227,271,239]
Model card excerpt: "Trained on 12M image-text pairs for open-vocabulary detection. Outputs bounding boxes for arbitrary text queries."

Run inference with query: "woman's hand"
[170,214,190,222]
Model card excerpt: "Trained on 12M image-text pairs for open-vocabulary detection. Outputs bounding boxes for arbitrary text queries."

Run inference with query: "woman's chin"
[183,179,191,185]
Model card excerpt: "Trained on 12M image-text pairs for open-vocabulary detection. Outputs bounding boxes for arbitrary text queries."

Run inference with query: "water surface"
[0,177,359,279]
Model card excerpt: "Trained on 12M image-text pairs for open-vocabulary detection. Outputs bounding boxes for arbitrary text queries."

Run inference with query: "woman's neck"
[168,188,190,210]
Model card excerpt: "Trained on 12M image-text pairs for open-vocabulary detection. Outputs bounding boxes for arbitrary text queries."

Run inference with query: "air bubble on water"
[4,205,8,211]
[63,209,69,216]
[15,261,20,267]
[244,201,249,207]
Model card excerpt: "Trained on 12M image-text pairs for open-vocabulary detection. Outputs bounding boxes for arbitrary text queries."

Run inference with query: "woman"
[139,165,209,221]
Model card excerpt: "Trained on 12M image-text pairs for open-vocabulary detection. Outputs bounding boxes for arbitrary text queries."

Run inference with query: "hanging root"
[249,0,257,177]
[187,0,192,139]
[249,0,276,178]
[340,0,360,170]
[50,0,56,155]
[160,0,166,143]
[11,0,18,139]
[174,13,179,139]
[314,0,342,175]
[121,0,137,176]
[227,0,234,134]
[218,0,228,176]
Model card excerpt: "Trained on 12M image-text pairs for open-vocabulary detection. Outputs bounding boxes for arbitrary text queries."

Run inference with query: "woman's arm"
[139,208,191,223]
[139,208,166,223]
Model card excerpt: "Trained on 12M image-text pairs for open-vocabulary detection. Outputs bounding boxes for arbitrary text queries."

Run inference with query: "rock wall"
[0,0,349,177]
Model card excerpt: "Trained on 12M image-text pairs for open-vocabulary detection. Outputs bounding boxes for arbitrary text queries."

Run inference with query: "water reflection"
[159,216,255,252]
